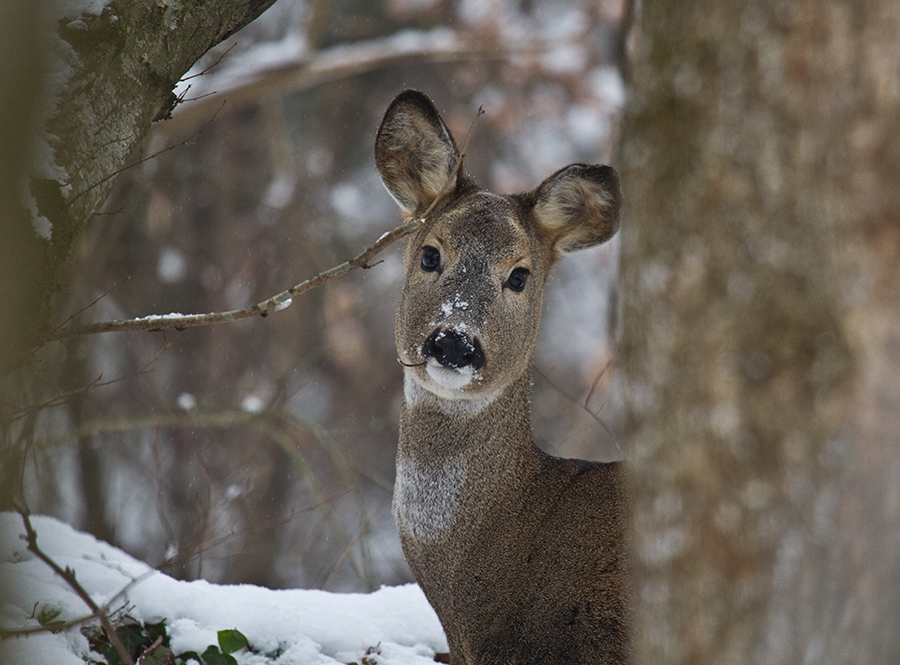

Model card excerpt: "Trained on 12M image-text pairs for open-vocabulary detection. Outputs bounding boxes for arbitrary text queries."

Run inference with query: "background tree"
[620,1,900,662]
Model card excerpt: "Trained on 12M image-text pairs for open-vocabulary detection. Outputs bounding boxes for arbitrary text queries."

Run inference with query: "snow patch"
[439,293,470,319]
[273,297,293,313]
[263,172,296,210]
[22,0,113,240]
[157,247,187,283]
[134,312,189,322]
[589,66,626,109]
[177,392,197,411]
[241,395,264,413]
[0,513,447,665]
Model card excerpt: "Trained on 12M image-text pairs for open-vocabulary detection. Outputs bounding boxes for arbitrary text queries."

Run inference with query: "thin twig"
[180,42,237,82]
[10,343,169,422]
[15,510,136,665]
[48,105,484,342]
[50,277,131,336]
[533,364,621,454]
[66,102,226,208]
[584,358,612,410]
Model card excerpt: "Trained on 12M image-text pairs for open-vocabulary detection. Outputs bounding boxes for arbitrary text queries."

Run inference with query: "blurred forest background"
[13,0,627,592]
[4,0,900,661]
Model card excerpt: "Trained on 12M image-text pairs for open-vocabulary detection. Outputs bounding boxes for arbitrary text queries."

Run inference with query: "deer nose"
[423,329,485,371]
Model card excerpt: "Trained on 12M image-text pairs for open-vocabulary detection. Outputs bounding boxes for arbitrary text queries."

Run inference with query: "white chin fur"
[404,370,497,416]
[425,361,476,392]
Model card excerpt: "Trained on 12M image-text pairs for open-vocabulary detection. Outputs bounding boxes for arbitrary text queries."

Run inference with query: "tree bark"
[620,1,900,663]
[5,0,276,370]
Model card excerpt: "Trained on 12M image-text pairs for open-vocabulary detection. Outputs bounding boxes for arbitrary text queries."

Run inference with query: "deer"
[374,90,629,665]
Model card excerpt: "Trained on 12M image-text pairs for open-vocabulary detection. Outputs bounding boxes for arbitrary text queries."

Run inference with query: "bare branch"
[533,364,621,454]
[67,103,226,209]
[47,106,484,342]
[180,42,237,82]
[10,344,169,422]
[165,28,550,132]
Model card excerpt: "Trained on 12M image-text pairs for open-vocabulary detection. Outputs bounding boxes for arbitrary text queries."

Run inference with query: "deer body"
[376,91,628,664]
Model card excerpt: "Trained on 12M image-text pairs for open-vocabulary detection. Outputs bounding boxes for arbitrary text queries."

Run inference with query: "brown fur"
[376,90,628,664]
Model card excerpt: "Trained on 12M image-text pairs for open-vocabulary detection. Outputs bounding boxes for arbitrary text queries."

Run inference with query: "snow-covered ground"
[0,513,447,665]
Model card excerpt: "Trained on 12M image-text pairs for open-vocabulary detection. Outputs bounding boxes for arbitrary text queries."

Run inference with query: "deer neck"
[395,369,539,546]
[398,369,535,463]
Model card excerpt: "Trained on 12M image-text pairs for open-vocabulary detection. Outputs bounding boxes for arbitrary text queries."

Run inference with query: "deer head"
[376,90,621,407]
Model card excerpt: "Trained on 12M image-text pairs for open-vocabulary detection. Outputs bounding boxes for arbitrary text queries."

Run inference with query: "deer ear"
[375,90,460,215]
[532,164,621,254]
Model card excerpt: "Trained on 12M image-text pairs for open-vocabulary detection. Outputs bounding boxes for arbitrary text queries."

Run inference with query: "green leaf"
[41,619,67,632]
[35,604,62,627]
[217,629,248,655]
[201,645,238,665]
[116,623,151,657]
[146,621,170,646]
[174,650,202,664]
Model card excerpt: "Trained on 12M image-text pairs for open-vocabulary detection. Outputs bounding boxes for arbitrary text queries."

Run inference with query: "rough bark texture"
[14,0,276,366]
[620,1,900,663]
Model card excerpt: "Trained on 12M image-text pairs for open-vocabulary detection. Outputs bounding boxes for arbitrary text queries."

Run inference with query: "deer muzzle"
[422,329,485,371]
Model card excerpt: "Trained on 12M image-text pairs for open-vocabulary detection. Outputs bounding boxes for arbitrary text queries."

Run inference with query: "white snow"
[273,297,293,313]
[157,247,188,283]
[262,172,297,210]
[177,392,197,411]
[439,294,470,319]
[240,395,264,413]
[0,513,447,665]
[589,66,626,110]
[134,312,189,321]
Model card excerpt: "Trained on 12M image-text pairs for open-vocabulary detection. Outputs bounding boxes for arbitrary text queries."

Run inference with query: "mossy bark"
[620,1,900,662]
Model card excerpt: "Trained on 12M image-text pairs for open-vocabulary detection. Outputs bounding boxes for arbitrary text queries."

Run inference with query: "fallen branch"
[48,105,483,341]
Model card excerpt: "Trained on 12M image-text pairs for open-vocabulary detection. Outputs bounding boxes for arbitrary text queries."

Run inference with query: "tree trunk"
[620,1,900,663]
[2,0,276,372]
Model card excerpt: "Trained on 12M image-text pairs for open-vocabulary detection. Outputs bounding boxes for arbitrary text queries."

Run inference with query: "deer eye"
[505,267,529,292]
[421,246,441,272]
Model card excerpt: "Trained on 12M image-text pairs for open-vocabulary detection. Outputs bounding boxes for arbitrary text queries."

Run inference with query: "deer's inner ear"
[531,164,621,255]
[375,90,460,215]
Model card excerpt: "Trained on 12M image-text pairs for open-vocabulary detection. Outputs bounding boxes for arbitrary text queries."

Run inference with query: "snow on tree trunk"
[620,1,900,663]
